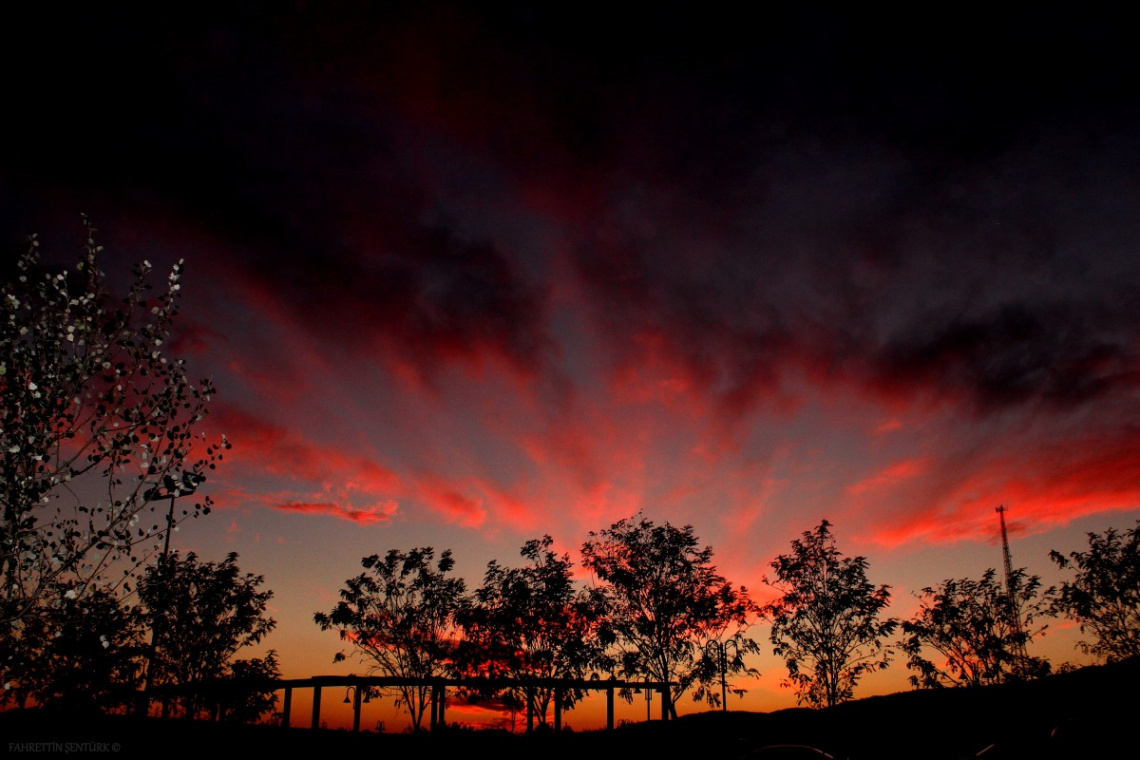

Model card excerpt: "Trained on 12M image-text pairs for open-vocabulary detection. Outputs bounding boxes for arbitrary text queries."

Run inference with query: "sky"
[4,2,1140,730]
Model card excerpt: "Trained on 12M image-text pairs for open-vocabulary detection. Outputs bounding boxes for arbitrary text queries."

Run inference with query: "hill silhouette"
[3,658,1133,759]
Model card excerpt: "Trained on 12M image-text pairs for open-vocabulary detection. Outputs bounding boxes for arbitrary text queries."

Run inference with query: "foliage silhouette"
[455,535,609,727]
[9,585,143,712]
[315,547,467,731]
[581,514,759,717]
[1050,520,1140,662]
[208,650,281,723]
[1,219,228,694]
[900,567,1051,688]
[763,520,897,708]
[138,551,276,720]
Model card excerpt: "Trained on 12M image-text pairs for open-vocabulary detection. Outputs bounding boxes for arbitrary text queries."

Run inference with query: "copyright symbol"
[112,744,121,752]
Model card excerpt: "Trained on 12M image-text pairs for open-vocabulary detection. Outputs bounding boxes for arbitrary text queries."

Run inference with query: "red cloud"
[847,457,930,495]
[416,476,487,527]
[203,404,403,525]
[609,331,702,412]
[874,418,904,435]
[867,430,1140,548]
[470,479,542,532]
[276,500,398,525]
[210,405,400,489]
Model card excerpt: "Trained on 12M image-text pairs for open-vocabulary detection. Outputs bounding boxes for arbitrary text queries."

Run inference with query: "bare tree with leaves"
[1,219,228,693]
[314,547,467,731]
[763,520,897,708]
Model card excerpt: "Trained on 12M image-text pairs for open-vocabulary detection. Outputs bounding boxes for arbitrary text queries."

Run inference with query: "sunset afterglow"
[4,3,1140,732]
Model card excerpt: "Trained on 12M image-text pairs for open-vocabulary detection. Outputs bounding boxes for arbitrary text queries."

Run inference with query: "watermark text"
[8,741,120,753]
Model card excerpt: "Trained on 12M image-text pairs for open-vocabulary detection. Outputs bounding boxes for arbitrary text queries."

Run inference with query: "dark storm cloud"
[571,110,1140,417]
[870,302,1140,411]
[234,224,553,379]
[2,3,555,381]
[559,1,1140,417]
[5,2,1140,413]
[572,235,796,416]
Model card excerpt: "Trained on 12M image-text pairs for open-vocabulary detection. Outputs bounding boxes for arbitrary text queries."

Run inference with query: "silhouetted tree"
[1,219,228,693]
[763,520,897,708]
[900,567,1051,688]
[1050,521,1140,662]
[581,515,759,717]
[456,536,608,727]
[315,547,467,731]
[138,551,276,719]
[211,651,281,723]
[10,585,143,711]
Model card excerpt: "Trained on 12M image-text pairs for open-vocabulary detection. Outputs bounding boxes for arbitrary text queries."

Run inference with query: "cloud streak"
[275,500,398,526]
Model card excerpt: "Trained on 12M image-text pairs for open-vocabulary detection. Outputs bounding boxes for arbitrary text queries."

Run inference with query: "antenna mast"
[995,505,1028,667]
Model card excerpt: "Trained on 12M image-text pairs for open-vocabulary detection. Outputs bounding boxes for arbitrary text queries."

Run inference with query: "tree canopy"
[314,547,467,731]
[138,551,277,719]
[455,535,608,726]
[763,520,897,708]
[10,584,143,712]
[581,514,759,717]
[900,567,1050,688]
[1050,520,1140,662]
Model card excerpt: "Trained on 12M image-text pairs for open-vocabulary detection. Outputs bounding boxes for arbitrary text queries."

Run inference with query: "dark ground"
[3,659,1134,760]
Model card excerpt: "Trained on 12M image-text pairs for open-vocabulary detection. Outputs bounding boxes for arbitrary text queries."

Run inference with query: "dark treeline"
[315,516,758,729]
[310,514,1140,730]
[12,478,1140,730]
